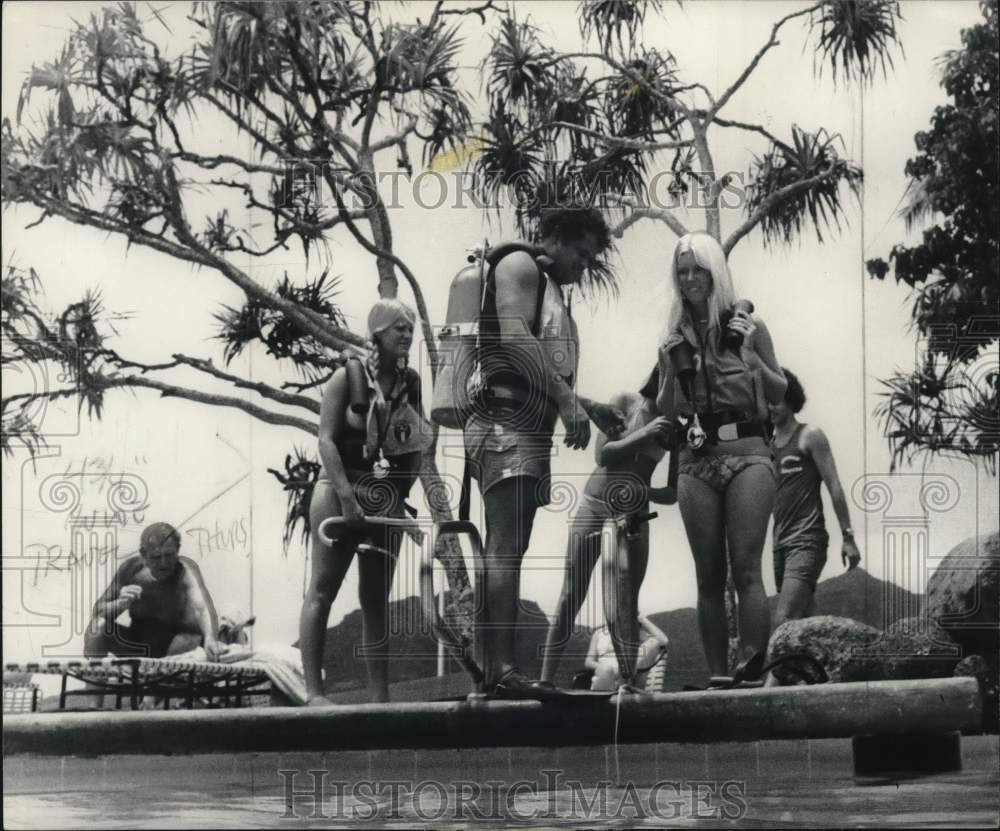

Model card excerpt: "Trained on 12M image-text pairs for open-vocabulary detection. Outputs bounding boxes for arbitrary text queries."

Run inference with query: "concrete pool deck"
[2,678,983,755]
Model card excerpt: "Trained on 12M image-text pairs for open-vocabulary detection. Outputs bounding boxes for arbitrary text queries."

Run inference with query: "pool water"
[5,737,998,828]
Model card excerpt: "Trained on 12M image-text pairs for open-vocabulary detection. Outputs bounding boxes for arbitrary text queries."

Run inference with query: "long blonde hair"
[665,233,736,336]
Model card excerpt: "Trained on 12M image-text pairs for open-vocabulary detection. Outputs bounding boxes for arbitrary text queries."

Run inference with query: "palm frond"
[578,0,670,54]
[545,67,603,156]
[746,125,863,246]
[898,177,934,233]
[197,1,282,100]
[268,448,322,552]
[383,21,464,93]
[470,98,545,218]
[17,44,81,127]
[604,49,679,140]
[810,0,903,86]
[213,270,346,375]
[874,355,999,475]
[484,14,555,109]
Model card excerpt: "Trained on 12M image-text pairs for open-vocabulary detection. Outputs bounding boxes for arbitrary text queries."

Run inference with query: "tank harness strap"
[460,244,547,523]
[458,451,472,522]
[479,243,548,343]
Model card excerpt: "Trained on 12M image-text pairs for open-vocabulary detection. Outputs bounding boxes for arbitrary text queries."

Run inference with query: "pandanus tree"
[2,0,904,654]
[472,0,904,246]
[1,0,492,632]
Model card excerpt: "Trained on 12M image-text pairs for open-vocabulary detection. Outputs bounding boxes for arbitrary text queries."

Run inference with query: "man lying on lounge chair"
[84,522,223,661]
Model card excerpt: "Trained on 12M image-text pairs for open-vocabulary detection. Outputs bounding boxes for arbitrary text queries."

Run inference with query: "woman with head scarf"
[654,233,787,682]
[299,298,431,705]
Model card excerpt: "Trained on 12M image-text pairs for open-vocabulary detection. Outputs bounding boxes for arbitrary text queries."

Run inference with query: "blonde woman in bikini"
[653,233,787,681]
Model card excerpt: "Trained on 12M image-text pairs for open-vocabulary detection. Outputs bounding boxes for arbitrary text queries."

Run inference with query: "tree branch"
[611,206,689,240]
[170,354,320,414]
[699,114,793,155]
[3,375,318,435]
[206,178,367,237]
[705,2,823,122]
[435,0,497,22]
[111,375,319,434]
[689,120,720,240]
[99,346,323,415]
[32,194,216,268]
[722,163,840,255]
[283,371,334,393]
[674,81,716,107]
[26,187,366,356]
[369,115,419,154]
[548,121,692,152]
[173,151,286,176]
[156,162,370,356]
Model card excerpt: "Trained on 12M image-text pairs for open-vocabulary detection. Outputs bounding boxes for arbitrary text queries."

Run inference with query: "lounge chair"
[3,657,271,711]
[2,682,40,714]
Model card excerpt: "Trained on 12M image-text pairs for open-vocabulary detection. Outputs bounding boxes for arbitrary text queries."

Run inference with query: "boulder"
[954,653,994,683]
[925,531,999,674]
[767,615,965,685]
[766,615,881,684]
[954,654,999,733]
[871,616,963,680]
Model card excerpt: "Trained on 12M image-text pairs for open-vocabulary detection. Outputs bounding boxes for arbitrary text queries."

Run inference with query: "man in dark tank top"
[769,369,862,630]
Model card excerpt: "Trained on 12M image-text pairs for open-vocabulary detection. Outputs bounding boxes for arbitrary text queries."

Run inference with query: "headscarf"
[367,298,416,341]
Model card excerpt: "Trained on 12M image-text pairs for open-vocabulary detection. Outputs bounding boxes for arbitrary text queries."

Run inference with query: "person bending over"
[84,522,221,661]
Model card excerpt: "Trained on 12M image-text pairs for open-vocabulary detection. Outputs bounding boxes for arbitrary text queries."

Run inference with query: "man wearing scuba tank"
[653,232,787,684]
[463,207,626,699]
[300,299,432,706]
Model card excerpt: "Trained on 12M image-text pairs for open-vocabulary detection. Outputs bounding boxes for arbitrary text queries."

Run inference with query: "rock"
[954,654,999,733]
[954,653,993,683]
[925,531,999,674]
[766,615,881,684]
[767,615,965,685]
[872,616,962,680]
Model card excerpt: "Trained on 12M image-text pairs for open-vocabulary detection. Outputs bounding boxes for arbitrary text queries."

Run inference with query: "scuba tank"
[429,242,489,429]
[430,241,550,429]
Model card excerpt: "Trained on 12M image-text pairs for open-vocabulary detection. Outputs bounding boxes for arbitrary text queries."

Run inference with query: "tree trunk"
[365,195,474,641]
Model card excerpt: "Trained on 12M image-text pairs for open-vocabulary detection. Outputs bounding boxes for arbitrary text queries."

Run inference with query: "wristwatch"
[842,527,855,539]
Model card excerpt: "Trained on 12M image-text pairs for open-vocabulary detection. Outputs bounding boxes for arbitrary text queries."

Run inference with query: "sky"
[2,0,996,660]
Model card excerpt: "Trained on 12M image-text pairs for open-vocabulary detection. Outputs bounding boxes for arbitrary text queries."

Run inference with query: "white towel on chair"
[170,643,308,705]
